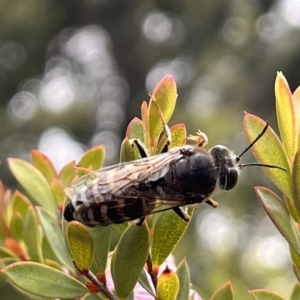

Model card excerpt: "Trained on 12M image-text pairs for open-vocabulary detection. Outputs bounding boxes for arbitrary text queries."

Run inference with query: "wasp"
[63,116,285,227]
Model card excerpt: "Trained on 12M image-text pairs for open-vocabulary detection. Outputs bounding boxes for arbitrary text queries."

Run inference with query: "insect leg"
[172,207,190,222]
[132,139,148,158]
[136,216,145,226]
[205,198,219,207]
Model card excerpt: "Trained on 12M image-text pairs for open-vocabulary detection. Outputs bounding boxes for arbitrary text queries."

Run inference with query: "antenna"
[237,122,287,172]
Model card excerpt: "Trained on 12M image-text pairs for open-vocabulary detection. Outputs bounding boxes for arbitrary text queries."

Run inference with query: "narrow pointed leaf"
[36,207,74,271]
[209,281,233,300]
[51,178,65,207]
[141,100,150,150]
[244,113,292,199]
[290,245,300,281]
[112,223,150,299]
[10,212,24,241]
[290,283,300,300]
[157,268,179,300]
[148,75,177,140]
[176,259,190,300]
[67,221,95,271]
[138,268,156,297]
[77,145,105,170]
[275,72,297,160]
[255,187,300,255]
[151,208,193,267]
[1,261,88,298]
[31,150,57,183]
[10,191,31,218]
[293,86,300,147]
[8,158,56,214]
[249,289,285,300]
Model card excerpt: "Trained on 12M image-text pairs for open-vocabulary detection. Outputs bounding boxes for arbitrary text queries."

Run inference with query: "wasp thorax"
[209,145,239,191]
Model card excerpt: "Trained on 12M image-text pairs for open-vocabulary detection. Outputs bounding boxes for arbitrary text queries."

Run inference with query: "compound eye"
[225,168,238,190]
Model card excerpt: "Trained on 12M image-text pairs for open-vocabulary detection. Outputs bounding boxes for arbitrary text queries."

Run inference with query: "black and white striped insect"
[63,119,285,227]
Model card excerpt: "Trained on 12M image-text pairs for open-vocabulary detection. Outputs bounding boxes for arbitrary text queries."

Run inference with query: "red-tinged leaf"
[141,100,150,151]
[249,289,285,300]
[157,267,179,300]
[5,238,30,261]
[120,137,139,163]
[126,117,144,142]
[1,261,88,298]
[31,150,57,183]
[209,281,233,300]
[77,145,105,171]
[292,148,300,216]
[8,158,56,214]
[275,72,297,160]
[156,123,187,154]
[67,221,95,271]
[244,113,292,199]
[59,160,75,187]
[148,75,177,141]
[50,178,65,207]
[255,187,300,255]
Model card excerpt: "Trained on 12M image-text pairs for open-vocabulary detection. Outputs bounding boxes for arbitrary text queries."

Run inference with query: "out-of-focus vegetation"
[1,1,300,299]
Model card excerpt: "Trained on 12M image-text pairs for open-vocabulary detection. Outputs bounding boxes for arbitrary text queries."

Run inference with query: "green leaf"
[290,245,300,281]
[77,145,105,170]
[89,226,111,275]
[151,208,193,267]
[8,158,56,214]
[148,75,177,141]
[292,148,300,217]
[50,178,65,207]
[249,289,285,300]
[23,206,43,263]
[1,261,88,298]
[126,117,144,142]
[31,150,57,184]
[112,223,150,299]
[141,100,150,151]
[67,221,95,271]
[243,113,292,199]
[36,207,74,271]
[290,282,300,300]
[120,137,138,163]
[156,123,187,154]
[209,281,233,300]
[138,268,156,297]
[11,191,31,219]
[0,246,19,259]
[255,187,300,255]
[275,72,297,160]
[10,212,24,241]
[176,259,190,300]
[59,160,75,187]
[156,267,179,300]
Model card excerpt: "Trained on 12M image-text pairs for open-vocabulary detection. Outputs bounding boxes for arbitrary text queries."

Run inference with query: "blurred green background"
[1,0,300,299]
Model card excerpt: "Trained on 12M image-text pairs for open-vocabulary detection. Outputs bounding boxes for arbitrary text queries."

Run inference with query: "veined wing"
[67,145,194,201]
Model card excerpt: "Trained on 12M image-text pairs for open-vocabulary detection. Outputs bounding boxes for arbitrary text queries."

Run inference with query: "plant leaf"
[243,113,292,199]
[176,258,190,300]
[120,137,138,163]
[209,281,233,300]
[290,282,300,300]
[8,158,56,214]
[148,75,177,141]
[112,223,150,299]
[1,261,88,298]
[249,289,285,300]
[77,145,105,170]
[255,187,300,255]
[36,207,74,271]
[275,72,297,160]
[59,160,75,187]
[67,221,95,271]
[50,178,65,207]
[126,117,144,142]
[292,148,300,217]
[156,267,179,300]
[31,150,57,183]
